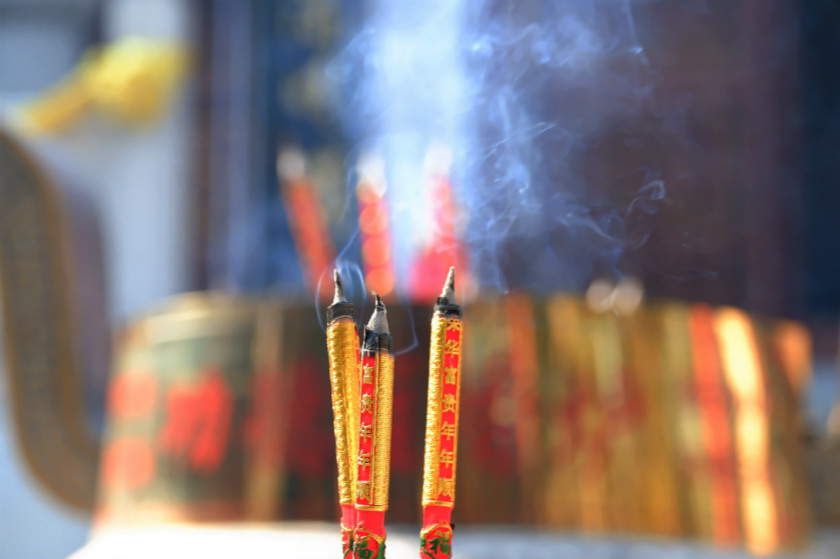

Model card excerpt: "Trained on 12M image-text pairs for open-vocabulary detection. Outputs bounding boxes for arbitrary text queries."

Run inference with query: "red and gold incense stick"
[277,147,335,292]
[420,268,462,559]
[326,270,361,556]
[353,294,394,559]
[408,146,469,302]
[357,155,395,299]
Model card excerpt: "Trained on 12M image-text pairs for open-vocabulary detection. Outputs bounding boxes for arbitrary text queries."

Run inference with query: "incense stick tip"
[367,293,389,333]
[332,269,347,304]
[439,267,456,304]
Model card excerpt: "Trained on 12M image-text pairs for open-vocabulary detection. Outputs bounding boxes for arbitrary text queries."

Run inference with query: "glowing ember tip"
[439,266,456,305]
[332,269,347,305]
[367,293,389,333]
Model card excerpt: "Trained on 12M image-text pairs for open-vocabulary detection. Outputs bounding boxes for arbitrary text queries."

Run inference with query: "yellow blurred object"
[18,38,190,135]
[716,308,778,557]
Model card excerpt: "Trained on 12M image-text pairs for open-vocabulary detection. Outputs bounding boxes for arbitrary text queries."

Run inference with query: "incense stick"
[353,294,394,559]
[277,147,335,291]
[420,267,462,559]
[326,270,361,556]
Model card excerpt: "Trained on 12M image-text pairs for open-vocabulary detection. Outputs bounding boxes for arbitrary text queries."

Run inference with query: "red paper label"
[435,323,461,503]
[356,353,377,506]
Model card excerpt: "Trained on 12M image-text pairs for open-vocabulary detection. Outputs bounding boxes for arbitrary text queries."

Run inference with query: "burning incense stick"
[326,270,361,556]
[356,154,396,299]
[353,294,394,559]
[420,267,462,559]
[277,147,335,292]
[409,146,469,302]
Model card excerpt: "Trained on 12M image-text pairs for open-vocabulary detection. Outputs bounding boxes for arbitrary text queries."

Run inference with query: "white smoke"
[330,0,667,293]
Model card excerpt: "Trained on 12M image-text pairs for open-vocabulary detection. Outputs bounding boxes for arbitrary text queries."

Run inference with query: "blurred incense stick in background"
[277,147,335,293]
[409,147,470,301]
[357,155,396,300]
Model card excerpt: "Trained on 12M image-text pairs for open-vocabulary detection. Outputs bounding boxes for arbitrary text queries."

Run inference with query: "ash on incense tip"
[439,266,456,305]
[332,269,347,305]
[324,268,361,555]
[366,293,389,334]
[435,267,461,316]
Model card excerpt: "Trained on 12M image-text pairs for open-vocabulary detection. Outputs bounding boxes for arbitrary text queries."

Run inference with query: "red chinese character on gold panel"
[102,437,155,490]
[243,371,287,469]
[108,370,157,419]
[159,370,233,474]
[286,357,332,479]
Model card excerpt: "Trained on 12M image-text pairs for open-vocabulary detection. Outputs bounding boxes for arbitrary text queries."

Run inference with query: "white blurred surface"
[67,523,810,559]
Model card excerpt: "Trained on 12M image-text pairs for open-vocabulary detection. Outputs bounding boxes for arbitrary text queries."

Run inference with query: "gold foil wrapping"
[326,317,360,505]
[422,314,462,507]
[356,350,394,511]
[372,352,394,509]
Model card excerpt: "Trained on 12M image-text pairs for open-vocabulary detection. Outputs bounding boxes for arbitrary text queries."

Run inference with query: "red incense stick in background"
[277,147,336,292]
[326,271,361,556]
[353,294,395,559]
[420,268,462,559]
[357,155,396,299]
[409,146,469,301]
